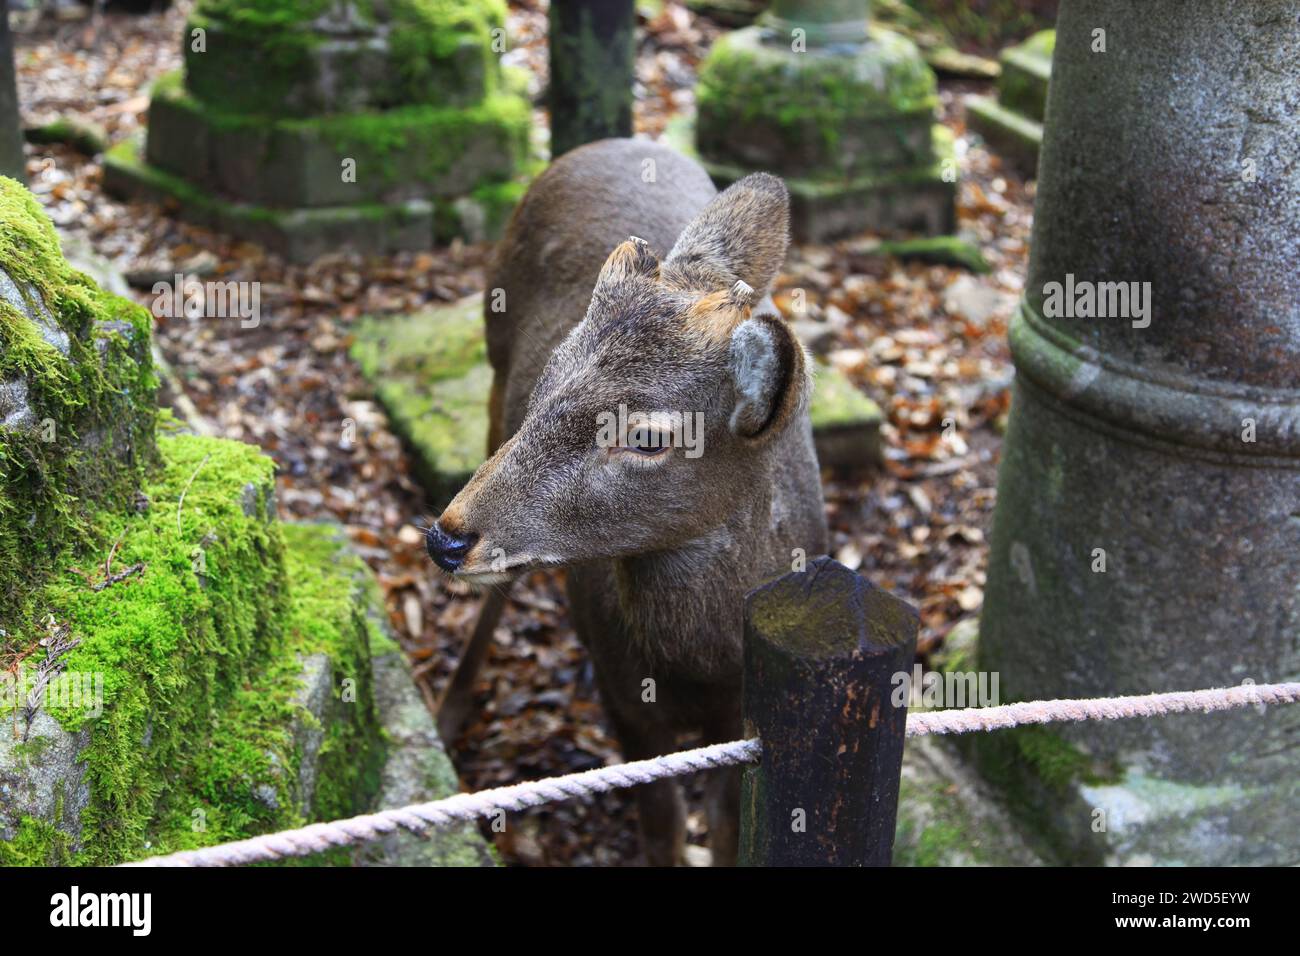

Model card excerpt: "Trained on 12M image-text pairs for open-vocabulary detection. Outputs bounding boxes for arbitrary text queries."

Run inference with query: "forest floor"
[14,0,1038,865]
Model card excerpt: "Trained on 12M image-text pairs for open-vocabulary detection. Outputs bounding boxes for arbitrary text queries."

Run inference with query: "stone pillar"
[976,0,1300,865]
[0,0,24,182]
[692,0,955,242]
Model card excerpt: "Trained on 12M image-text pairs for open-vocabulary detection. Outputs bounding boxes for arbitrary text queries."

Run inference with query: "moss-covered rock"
[350,295,490,511]
[690,22,956,241]
[24,117,108,156]
[965,30,1054,176]
[808,362,884,470]
[183,0,509,117]
[105,0,533,259]
[696,25,939,180]
[877,235,991,274]
[0,433,483,865]
[894,736,1044,866]
[0,177,157,640]
[998,29,1054,123]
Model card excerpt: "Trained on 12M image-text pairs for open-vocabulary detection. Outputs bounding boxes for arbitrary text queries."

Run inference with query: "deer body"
[431,139,827,864]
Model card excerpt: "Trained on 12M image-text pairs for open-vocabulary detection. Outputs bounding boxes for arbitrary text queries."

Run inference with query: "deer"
[426,138,827,866]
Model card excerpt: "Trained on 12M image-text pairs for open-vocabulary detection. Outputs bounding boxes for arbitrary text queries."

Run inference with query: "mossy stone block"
[0,177,157,635]
[685,0,764,26]
[24,117,108,156]
[877,235,991,274]
[684,120,957,242]
[185,20,489,119]
[350,295,490,512]
[105,140,437,263]
[966,30,1053,176]
[696,25,940,180]
[809,361,884,470]
[183,0,505,118]
[966,96,1044,179]
[997,29,1054,123]
[146,75,530,209]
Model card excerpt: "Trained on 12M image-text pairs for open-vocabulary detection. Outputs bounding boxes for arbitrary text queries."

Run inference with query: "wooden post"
[739,556,917,866]
[0,0,25,182]
[547,0,635,158]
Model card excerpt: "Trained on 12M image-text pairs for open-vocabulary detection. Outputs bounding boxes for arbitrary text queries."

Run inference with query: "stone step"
[997,30,1054,124]
[965,95,1044,178]
[105,141,527,263]
[966,30,1054,177]
[351,296,884,512]
[143,73,530,210]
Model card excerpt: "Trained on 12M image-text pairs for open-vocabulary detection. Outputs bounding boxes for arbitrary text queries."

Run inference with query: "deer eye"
[621,424,672,457]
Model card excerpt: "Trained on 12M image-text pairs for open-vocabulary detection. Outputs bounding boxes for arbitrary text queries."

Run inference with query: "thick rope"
[125,738,762,867]
[905,680,1300,736]
[125,681,1300,867]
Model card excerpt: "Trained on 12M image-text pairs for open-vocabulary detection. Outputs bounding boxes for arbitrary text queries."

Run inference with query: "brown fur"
[437,139,827,865]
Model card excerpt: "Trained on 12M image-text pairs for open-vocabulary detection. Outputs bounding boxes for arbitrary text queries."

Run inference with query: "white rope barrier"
[125,680,1300,867]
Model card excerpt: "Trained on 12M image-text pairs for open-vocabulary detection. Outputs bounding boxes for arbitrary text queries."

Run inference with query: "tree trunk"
[547,0,635,158]
[0,0,24,182]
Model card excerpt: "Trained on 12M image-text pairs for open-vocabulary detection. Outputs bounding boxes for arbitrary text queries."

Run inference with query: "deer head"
[427,173,808,584]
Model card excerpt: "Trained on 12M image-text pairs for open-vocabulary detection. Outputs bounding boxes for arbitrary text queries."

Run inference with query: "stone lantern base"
[103,0,532,262]
[693,23,955,242]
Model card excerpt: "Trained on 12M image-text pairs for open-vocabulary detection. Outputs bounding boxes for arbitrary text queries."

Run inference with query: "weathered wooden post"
[0,0,25,182]
[739,557,918,866]
[976,0,1300,864]
[547,0,635,158]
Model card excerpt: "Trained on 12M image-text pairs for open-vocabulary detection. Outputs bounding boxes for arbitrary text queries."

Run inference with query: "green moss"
[877,236,991,274]
[696,25,937,161]
[24,117,108,156]
[3,441,393,865]
[0,815,73,866]
[0,177,157,643]
[185,0,508,117]
[808,363,884,431]
[350,299,491,509]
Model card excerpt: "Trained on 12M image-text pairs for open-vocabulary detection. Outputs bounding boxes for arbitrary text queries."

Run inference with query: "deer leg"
[436,587,508,743]
[704,765,741,866]
[606,715,686,867]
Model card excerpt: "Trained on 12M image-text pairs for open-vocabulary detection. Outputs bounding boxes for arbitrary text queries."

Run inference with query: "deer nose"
[426,523,478,572]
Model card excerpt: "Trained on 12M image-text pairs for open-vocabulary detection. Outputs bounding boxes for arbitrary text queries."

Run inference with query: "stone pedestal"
[966,30,1054,176]
[104,0,532,261]
[975,0,1300,865]
[693,0,955,242]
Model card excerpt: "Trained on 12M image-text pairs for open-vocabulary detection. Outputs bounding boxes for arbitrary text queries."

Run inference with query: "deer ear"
[596,236,660,287]
[664,173,790,295]
[728,312,808,442]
